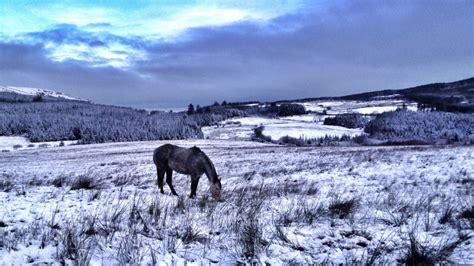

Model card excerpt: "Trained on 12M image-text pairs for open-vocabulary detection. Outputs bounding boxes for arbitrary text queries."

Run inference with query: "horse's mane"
[191,146,218,183]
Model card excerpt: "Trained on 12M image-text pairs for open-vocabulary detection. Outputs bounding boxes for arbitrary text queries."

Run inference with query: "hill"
[0,86,85,102]
[339,77,474,112]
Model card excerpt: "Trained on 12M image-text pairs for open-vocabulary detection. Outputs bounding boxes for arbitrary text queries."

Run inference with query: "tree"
[32,93,43,102]
[221,100,227,106]
[187,104,195,115]
[196,105,203,114]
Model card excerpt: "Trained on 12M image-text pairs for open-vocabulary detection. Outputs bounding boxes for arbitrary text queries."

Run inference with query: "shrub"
[329,198,358,219]
[0,179,14,192]
[175,196,186,213]
[59,221,97,264]
[459,207,474,229]
[71,175,99,190]
[460,207,474,219]
[180,225,204,245]
[401,232,471,265]
[438,207,454,224]
[52,177,65,188]
[276,104,306,117]
[364,110,474,144]
[402,233,435,265]
[324,113,370,128]
[251,126,272,142]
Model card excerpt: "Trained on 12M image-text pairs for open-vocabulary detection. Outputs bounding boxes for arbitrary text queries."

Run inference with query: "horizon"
[2,75,472,110]
[1,0,473,109]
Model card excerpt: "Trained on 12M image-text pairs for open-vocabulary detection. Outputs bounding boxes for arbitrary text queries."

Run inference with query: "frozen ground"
[202,117,363,141]
[0,86,82,101]
[0,136,78,152]
[203,99,416,141]
[300,99,417,115]
[0,140,472,264]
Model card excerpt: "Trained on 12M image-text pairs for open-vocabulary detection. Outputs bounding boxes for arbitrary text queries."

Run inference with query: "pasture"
[0,140,473,264]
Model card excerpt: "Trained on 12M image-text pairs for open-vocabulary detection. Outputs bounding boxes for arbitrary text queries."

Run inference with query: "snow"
[0,140,472,264]
[0,136,78,151]
[281,114,318,122]
[352,105,417,114]
[203,116,363,141]
[203,99,418,141]
[301,99,417,115]
[262,123,362,140]
[0,86,83,101]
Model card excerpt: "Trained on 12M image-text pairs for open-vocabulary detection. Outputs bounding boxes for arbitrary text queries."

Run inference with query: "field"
[202,99,416,141]
[1,140,473,264]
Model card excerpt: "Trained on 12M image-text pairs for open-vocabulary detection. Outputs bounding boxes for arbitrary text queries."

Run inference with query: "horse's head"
[210,178,222,201]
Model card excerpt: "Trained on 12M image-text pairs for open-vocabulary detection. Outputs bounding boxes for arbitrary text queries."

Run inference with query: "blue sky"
[1,0,472,108]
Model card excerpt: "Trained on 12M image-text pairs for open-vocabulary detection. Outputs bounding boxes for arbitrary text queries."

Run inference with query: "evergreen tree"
[187,104,195,115]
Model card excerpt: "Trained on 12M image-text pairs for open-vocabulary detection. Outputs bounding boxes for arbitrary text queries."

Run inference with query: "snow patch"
[0,136,78,151]
[0,86,83,101]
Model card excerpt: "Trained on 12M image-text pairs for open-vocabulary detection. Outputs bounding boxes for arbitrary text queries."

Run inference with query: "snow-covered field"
[0,136,78,152]
[0,86,82,101]
[300,99,417,115]
[203,116,363,141]
[205,117,362,140]
[1,140,472,264]
[203,99,414,141]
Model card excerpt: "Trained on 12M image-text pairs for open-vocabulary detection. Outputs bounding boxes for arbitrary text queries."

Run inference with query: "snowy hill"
[0,86,85,102]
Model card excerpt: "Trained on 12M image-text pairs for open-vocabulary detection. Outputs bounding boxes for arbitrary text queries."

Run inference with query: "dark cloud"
[0,42,146,105]
[85,22,112,28]
[1,1,473,109]
[24,24,143,50]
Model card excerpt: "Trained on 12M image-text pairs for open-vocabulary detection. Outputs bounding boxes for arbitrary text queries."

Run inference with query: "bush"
[0,179,14,192]
[180,225,204,245]
[401,232,471,265]
[52,177,65,188]
[364,110,474,144]
[71,175,99,190]
[0,221,7,227]
[460,207,474,219]
[251,126,272,142]
[329,198,358,219]
[263,103,306,117]
[324,113,370,128]
[276,104,306,117]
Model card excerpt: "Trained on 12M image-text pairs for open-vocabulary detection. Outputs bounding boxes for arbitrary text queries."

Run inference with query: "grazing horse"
[153,144,222,200]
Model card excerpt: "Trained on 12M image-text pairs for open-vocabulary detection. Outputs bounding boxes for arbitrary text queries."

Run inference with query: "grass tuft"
[71,175,100,190]
[329,198,358,219]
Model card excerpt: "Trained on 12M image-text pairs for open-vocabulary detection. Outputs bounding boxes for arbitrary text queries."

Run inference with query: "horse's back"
[153,144,178,166]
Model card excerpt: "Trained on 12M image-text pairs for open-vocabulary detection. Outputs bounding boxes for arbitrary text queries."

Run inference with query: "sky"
[0,0,473,109]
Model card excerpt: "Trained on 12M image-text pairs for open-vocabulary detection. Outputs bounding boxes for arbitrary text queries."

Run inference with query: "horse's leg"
[156,167,165,194]
[190,174,200,199]
[166,169,178,196]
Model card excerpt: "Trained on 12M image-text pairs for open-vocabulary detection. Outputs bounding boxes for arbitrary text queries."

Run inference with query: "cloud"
[1,1,472,109]
[21,24,146,68]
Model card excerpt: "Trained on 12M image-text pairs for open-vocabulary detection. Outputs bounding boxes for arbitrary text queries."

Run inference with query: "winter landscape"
[1,80,473,264]
[1,1,473,265]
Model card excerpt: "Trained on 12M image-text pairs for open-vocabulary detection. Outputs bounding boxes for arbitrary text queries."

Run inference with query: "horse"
[153,144,222,200]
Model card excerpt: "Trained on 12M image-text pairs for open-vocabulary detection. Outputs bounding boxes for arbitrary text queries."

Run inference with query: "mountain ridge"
[0,86,86,103]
